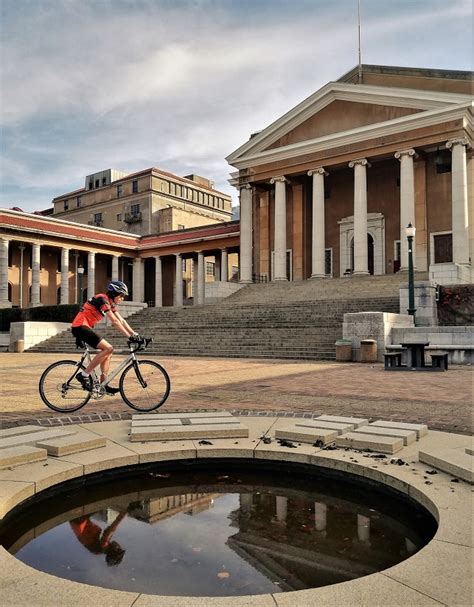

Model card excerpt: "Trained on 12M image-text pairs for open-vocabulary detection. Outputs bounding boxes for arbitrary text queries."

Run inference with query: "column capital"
[270,175,290,185]
[446,137,471,150]
[175,252,182,258]
[395,148,418,160]
[238,183,253,191]
[349,158,371,169]
[220,247,228,252]
[307,167,328,177]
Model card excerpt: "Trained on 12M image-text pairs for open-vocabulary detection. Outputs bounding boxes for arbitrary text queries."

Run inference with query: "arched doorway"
[350,234,375,275]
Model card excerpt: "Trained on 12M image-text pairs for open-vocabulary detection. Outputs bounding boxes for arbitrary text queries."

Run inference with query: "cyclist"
[71,280,141,394]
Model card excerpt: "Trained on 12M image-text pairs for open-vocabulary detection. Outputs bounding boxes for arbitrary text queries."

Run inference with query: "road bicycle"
[39,337,170,413]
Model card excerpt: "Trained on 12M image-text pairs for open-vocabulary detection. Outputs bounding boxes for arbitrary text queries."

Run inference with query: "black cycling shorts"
[71,326,103,349]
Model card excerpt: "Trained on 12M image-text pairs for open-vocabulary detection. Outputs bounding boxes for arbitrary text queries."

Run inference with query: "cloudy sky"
[0,0,472,213]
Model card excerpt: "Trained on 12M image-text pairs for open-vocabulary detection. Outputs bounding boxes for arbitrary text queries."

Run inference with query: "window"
[206,261,215,276]
[94,213,102,223]
[117,184,123,198]
[187,189,193,200]
[102,177,107,185]
[95,179,99,188]
[325,248,333,276]
[131,203,140,216]
[76,196,82,207]
[178,224,185,230]
[132,180,138,194]
[170,183,175,195]
[63,200,69,211]
[117,213,123,222]
[88,181,93,190]
[435,151,452,174]
[433,233,453,263]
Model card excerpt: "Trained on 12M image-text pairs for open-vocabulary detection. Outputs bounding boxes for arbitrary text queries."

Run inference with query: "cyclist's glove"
[128,333,142,344]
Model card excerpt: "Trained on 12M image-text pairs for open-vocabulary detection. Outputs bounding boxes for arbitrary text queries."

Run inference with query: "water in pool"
[0,464,436,596]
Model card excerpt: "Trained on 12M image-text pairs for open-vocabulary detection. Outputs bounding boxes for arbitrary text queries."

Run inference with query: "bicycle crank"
[91,384,106,399]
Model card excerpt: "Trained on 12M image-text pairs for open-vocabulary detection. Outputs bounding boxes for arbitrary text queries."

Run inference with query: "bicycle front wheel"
[39,360,91,413]
[119,360,170,412]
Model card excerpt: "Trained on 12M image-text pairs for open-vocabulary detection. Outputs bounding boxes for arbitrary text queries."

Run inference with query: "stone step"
[134,412,234,420]
[35,433,107,457]
[130,412,249,442]
[335,432,403,454]
[315,415,369,428]
[0,446,48,470]
[353,425,417,446]
[419,448,474,484]
[0,428,77,450]
[275,423,339,445]
[369,420,428,439]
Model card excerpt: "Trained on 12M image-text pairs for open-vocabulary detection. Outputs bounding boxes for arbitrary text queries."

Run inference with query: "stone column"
[221,248,228,282]
[197,251,205,305]
[314,501,327,532]
[19,244,25,308]
[60,248,70,305]
[214,255,221,281]
[87,252,95,299]
[133,258,144,302]
[239,184,253,283]
[395,149,417,271]
[308,167,328,278]
[357,514,371,543]
[270,176,289,281]
[31,242,42,306]
[111,255,119,281]
[175,253,183,307]
[446,138,470,265]
[193,257,198,302]
[275,496,288,523]
[349,158,370,275]
[0,238,11,308]
[155,256,163,307]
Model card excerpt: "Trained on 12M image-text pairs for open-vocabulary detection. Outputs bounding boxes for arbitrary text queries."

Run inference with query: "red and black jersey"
[71,293,117,329]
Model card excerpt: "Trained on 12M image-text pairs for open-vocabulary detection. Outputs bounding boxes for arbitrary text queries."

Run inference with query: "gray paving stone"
[353,425,417,446]
[335,432,403,454]
[0,446,48,470]
[275,424,338,445]
[0,425,43,439]
[419,448,474,484]
[35,433,106,457]
[370,420,428,438]
[315,414,368,428]
[0,428,77,450]
[130,423,249,442]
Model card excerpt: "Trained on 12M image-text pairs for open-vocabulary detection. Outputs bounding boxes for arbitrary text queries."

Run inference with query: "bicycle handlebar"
[127,337,153,352]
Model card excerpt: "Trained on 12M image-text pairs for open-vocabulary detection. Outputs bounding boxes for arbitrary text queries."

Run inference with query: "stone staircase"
[29,276,403,360]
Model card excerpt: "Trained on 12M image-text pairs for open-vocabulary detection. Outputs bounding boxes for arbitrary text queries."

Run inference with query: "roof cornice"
[229,102,473,171]
[226,83,471,164]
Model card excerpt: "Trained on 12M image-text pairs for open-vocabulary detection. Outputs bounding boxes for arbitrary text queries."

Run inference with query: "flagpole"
[358,0,362,83]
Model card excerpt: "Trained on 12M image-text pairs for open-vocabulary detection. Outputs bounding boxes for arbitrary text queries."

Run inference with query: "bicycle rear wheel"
[39,360,91,413]
[119,360,170,412]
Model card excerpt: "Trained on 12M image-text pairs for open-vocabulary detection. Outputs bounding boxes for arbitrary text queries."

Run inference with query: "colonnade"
[238,138,471,280]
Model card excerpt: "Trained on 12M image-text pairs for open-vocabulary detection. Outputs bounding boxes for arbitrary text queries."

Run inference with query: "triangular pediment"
[226,82,471,165]
[264,99,422,151]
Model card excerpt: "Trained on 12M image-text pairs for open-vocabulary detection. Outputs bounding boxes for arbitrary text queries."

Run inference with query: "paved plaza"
[0,353,472,434]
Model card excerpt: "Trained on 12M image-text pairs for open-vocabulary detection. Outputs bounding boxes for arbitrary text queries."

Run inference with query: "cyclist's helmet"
[107,280,129,298]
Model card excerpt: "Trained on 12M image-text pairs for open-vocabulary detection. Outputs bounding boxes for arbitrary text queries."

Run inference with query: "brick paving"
[0,353,472,435]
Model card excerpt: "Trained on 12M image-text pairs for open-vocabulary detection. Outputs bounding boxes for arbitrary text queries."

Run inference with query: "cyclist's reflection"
[69,511,127,566]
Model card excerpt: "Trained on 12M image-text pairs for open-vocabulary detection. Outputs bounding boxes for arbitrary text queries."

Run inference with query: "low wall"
[202,282,245,304]
[9,322,70,351]
[399,282,437,327]
[0,332,9,351]
[343,312,414,362]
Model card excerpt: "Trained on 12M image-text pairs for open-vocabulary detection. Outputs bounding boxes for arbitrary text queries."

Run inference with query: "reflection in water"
[0,468,436,597]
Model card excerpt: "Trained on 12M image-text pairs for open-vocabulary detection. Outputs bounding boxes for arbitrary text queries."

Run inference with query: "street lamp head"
[405,223,416,239]
[77,266,84,275]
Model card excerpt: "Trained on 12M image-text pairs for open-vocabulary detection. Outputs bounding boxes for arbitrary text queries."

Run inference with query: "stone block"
[275,424,338,445]
[353,425,416,446]
[130,423,249,442]
[0,428,77,450]
[370,420,428,439]
[0,446,47,470]
[419,448,474,484]
[35,434,106,457]
[335,432,403,454]
[315,415,368,428]
[466,447,473,456]
[0,425,43,439]
[293,419,356,434]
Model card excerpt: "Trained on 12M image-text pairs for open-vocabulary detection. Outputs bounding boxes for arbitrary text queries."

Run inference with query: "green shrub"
[0,304,80,331]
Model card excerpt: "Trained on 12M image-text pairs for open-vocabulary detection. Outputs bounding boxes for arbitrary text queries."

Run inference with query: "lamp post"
[77,266,84,305]
[405,223,416,320]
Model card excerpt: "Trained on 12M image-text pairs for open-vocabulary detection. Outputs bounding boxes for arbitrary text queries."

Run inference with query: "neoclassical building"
[0,209,239,309]
[227,65,473,284]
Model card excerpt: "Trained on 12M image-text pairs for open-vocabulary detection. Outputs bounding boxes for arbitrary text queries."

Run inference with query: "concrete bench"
[430,352,449,371]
